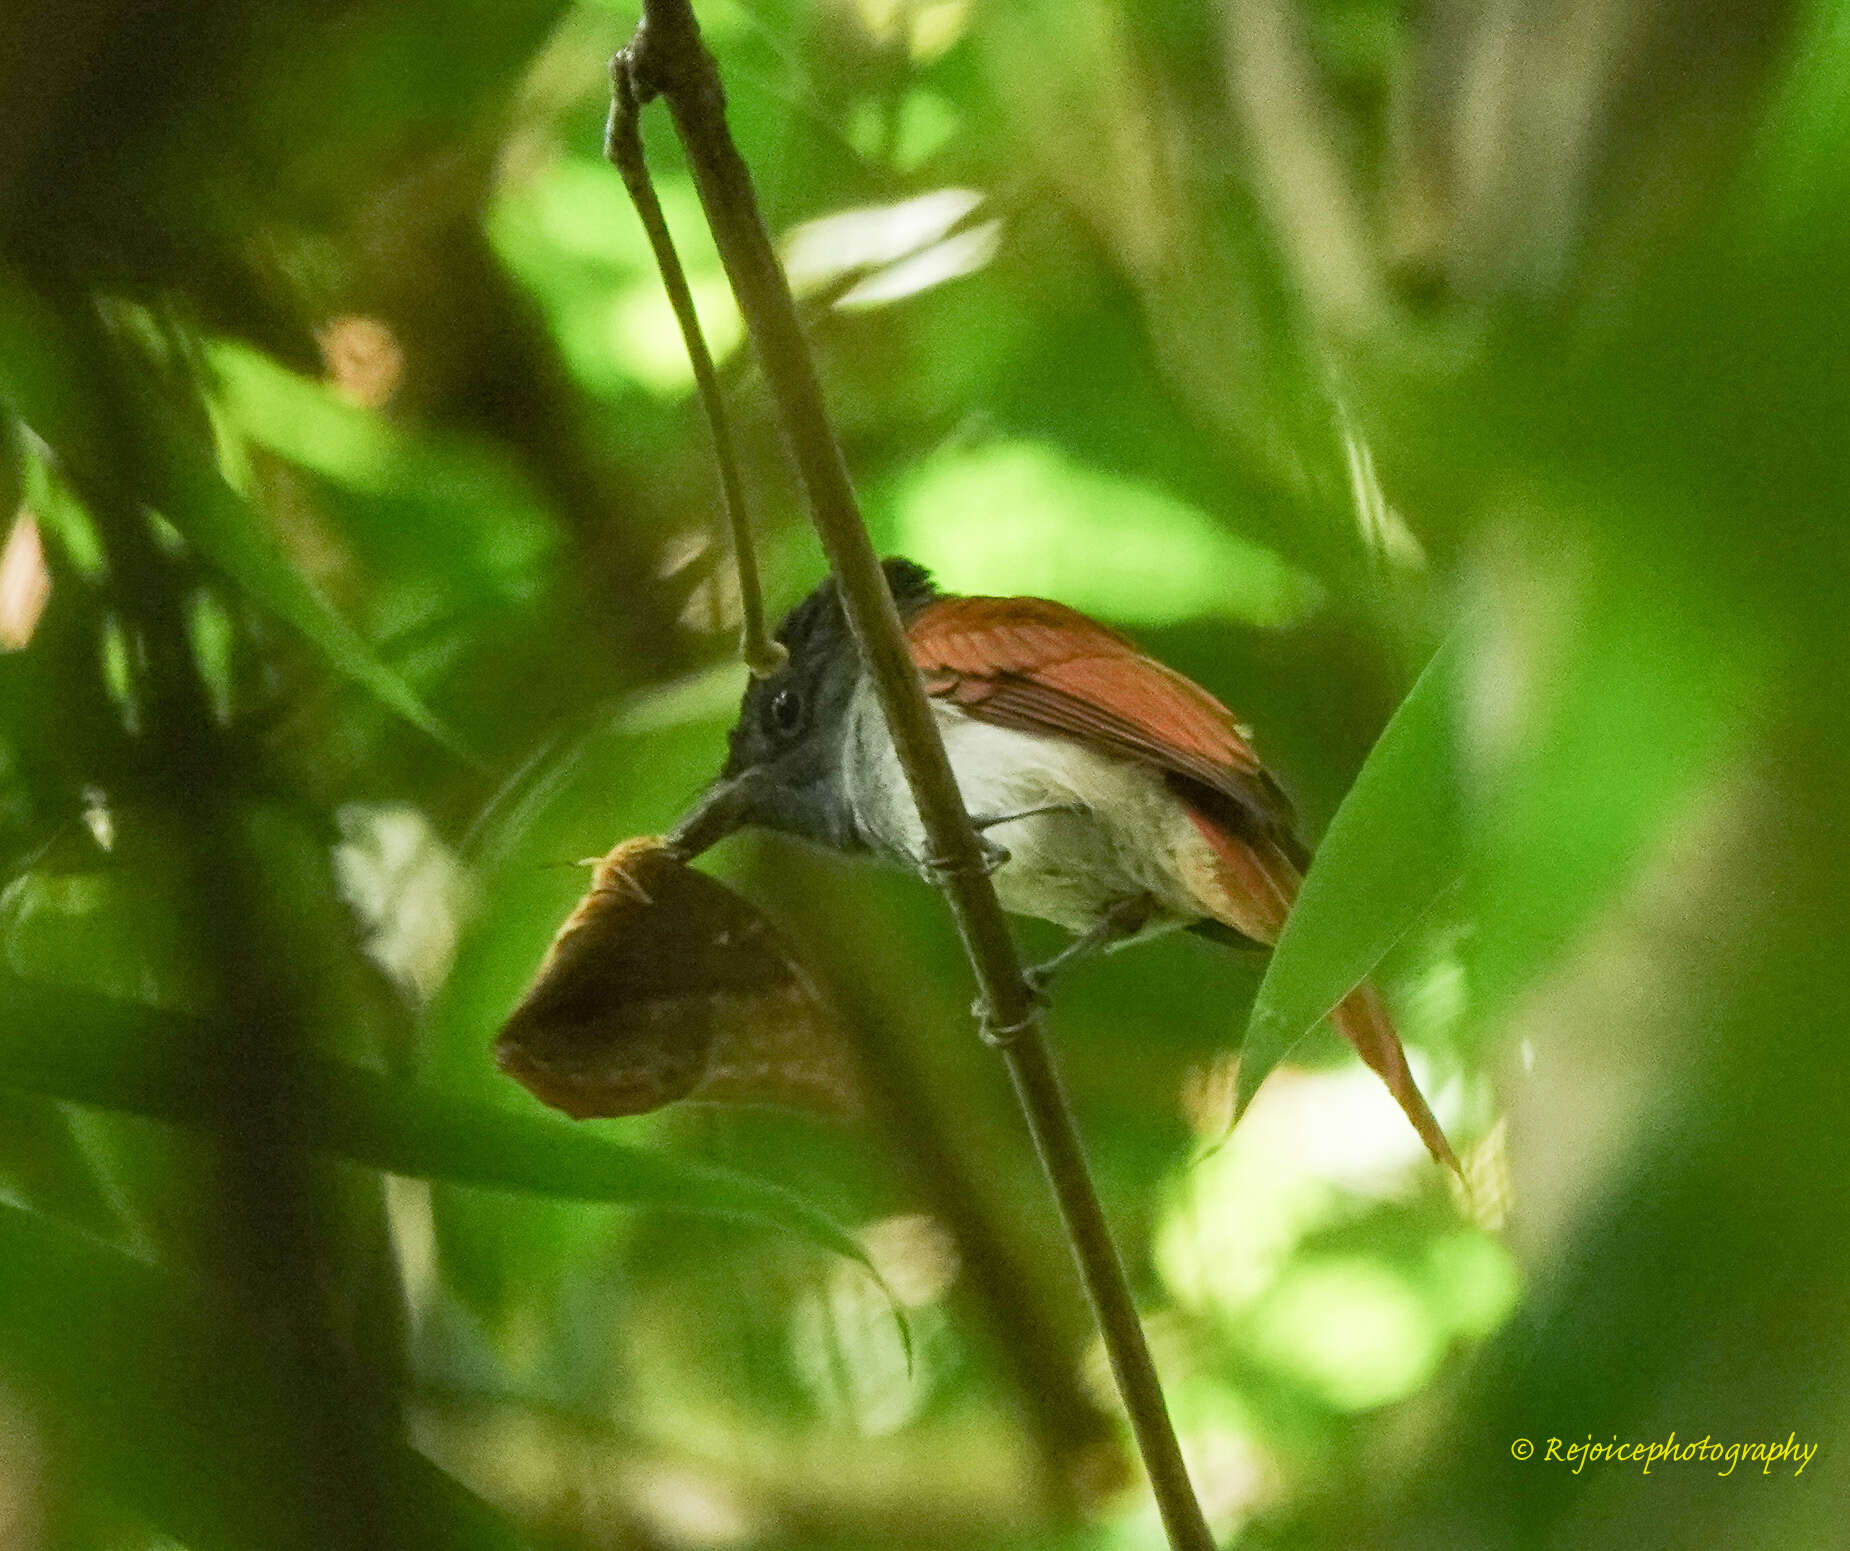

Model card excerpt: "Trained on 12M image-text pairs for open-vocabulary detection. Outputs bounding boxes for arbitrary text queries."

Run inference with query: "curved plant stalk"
[604,60,785,677]
[609,6,1216,1547]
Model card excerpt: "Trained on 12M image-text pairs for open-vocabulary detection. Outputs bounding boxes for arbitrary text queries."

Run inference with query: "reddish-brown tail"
[1184,809,1460,1174]
[1329,982,1459,1174]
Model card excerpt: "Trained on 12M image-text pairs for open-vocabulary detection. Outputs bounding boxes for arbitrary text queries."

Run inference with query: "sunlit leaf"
[1235,631,1464,1122]
[888,441,1324,628]
[208,342,550,529]
[1246,1255,1444,1411]
[782,188,991,302]
[489,159,740,397]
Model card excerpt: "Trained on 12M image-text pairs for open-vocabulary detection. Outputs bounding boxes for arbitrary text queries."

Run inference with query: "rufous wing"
[907,594,1295,835]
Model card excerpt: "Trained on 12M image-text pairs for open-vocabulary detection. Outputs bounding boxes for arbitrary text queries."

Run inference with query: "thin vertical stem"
[604,57,785,677]
[614,7,1217,1547]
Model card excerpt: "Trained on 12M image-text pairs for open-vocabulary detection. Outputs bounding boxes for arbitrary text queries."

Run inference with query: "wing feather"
[909,594,1293,834]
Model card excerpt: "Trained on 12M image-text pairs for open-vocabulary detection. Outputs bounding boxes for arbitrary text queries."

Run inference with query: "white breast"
[840,682,1217,937]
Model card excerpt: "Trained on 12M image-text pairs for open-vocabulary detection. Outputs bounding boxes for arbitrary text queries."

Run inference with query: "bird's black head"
[669,559,939,857]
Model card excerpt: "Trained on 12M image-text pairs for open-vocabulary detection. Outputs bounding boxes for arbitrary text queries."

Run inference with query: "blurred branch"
[1221,0,1387,335]
[604,64,784,678]
[56,300,399,1548]
[764,847,1124,1513]
[851,1016,1122,1510]
[1377,0,1799,300]
[613,6,1214,1547]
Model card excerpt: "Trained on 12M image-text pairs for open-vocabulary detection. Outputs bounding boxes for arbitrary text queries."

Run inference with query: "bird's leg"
[1023,894,1157,999]
[920,804,1085,878]
[967,802,1086,872]
[915,833,1009,880]
[971,803,1085,831]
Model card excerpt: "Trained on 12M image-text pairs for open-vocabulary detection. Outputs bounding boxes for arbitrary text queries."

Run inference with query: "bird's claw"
[915,831,1010,883]
[970,957,1054,1046]
[971,989,1041,1048]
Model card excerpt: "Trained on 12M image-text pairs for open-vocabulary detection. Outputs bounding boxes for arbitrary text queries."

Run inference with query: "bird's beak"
[664,771,758,860]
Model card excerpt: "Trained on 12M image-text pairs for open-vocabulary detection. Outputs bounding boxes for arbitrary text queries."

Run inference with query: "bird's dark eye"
[769,686,802,737]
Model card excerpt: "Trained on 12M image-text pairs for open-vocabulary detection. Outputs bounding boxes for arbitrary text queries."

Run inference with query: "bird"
[668,557,1456,1171]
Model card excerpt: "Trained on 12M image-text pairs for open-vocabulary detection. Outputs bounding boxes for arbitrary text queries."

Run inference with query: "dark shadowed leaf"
[0,975,871,1268]
[0,1200,527,1551]
[0,271,109,470]
[0,267,451,745]
[136,414,457,747]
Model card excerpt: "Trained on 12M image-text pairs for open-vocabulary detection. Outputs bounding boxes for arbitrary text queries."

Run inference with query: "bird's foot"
[1022,895,1158,996]
[971,989,1042,1047]
[969,896,1154,1046]
[918,805,1087,883]
[914,832,1010,882]
[965,804,1090,878]
[975,831,1011,875]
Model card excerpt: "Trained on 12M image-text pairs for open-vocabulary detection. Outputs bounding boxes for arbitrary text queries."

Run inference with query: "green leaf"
[0,411,23,522]
[1235,631,1465,1121]
[136,408,457,747]
[1458,558,1743,1029]
[0,271,108,468]
[0,1199,527,1551]
[0,974,871,1268]
[887,440,1325,628]
[0,266,454,747]
[0,1089,119,1235]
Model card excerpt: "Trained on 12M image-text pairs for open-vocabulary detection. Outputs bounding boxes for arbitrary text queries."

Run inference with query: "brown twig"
[612,7,1216,1547]
[604,56,785,678]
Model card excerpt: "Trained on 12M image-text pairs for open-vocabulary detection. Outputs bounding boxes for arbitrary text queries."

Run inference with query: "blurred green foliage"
[2,0,1847,1548]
